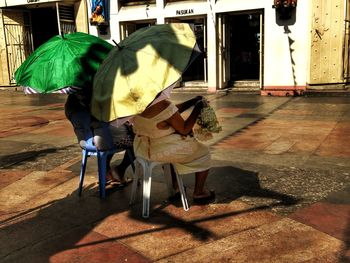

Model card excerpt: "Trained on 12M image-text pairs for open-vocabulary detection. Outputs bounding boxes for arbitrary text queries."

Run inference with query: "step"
[230,80,260,92]
[303,89,350,97]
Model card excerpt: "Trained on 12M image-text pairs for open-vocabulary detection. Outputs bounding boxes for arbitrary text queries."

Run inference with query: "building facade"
[0,0,88,86]
[1,0,350,95]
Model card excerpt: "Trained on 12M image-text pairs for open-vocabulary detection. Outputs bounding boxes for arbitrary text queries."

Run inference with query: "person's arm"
[176,96,204,113]
[166,99,205,136]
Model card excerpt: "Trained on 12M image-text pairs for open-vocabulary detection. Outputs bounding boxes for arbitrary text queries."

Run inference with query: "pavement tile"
[2,226,150,263]
[0,170,76,211]
[0,125,48,138]
[96,201,280,261]
[215,136,273,150]
[156,218,344,263]
[0,169,32,188]
[49,229,150,263]
[274,109,314,116]
[316,136,350,157]
[53,156,81,171]
[263,137,295,155]
[0,213,78,260]
[287,139,322,154]
[216,107,249,114]
[289,201,350,242]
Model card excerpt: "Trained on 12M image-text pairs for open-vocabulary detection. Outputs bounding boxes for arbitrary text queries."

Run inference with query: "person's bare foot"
[105,170,120,185]
[111,166,132,185]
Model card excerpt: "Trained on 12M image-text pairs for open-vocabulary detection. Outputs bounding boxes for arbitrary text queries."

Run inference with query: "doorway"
[228,13,262,84]
[30,7,59,49]
[166,17,207,83]
[120,20,156,40]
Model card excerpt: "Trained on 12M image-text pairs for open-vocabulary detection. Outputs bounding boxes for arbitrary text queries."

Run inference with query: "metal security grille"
[3,10,33,84]
[58,4,76,34]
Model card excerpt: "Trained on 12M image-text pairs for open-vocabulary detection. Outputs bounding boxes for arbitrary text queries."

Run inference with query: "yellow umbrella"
[91,23,199,123]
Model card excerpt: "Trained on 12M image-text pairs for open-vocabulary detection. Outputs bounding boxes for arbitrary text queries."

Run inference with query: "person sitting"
[132,95,215,203]
[64,87,135,186]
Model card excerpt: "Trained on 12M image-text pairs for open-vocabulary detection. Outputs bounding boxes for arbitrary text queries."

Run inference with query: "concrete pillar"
[156,0,165,24]
[109,0,121,43]
[207,0,217,93]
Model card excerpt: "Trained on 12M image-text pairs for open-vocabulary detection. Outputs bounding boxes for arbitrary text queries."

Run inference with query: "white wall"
[263,0,311,88]
[87,0,312,90]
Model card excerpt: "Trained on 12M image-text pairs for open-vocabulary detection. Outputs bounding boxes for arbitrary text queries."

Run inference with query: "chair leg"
[129,160,140,205]
[78,149,89,197]
[97,152,107,198]
[175,171,189,211]
[131,158,190,218]
[142,163,152,218]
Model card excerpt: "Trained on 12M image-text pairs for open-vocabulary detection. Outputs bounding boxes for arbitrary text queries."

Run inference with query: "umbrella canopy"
[91,23,200,123]
[14,32,113,93]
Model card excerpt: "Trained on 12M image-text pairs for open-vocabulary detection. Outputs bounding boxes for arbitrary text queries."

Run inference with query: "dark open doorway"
[229,13,260,82]
[30,7,59,49]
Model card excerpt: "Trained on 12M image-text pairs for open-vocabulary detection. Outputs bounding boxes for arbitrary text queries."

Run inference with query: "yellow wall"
[75,0,88,33]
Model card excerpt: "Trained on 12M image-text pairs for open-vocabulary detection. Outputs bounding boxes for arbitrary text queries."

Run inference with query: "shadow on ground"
[0,165,300,262]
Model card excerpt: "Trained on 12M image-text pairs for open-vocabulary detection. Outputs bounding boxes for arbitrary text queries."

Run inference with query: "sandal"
[193,190,215,204]
[105,170,121,186]
[110,167,133,187]
[119,177,133,187]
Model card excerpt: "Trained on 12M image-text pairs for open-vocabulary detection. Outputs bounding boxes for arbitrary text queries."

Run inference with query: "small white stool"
[130,156,189,218]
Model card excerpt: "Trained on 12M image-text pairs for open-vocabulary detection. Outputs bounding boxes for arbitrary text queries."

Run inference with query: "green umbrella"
[14,32,113,93]
[91,23,200,123]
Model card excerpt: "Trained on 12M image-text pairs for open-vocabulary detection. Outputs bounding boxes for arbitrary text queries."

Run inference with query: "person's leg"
[111,147,135,183]
[105,154,116,182]
[193,169,215,201]
[170,164,179,192]
[109,124,135,182]
[193,169,209,197]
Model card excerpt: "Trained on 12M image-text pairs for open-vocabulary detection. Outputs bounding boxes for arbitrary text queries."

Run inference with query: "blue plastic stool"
[78,137,135,198]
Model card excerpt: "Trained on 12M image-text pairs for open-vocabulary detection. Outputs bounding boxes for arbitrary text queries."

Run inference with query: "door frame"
[218,10,264,89]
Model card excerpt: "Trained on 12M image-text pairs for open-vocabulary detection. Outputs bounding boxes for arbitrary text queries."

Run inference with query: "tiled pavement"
[0,91,349,262]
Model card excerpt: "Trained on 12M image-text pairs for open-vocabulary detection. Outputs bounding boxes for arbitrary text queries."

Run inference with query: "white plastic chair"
[130,156,189,218]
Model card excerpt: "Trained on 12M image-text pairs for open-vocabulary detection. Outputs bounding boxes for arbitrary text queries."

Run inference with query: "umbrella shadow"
[79,42,112,85]
[127,163,301,218]
[0,184,132,262]
[181,166,301,206]
[0,164,300,262]
[118,165,301,243]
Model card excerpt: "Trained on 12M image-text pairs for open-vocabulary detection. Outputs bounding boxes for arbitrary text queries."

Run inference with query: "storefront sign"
[1,0,61,7]
[176,9,194,16]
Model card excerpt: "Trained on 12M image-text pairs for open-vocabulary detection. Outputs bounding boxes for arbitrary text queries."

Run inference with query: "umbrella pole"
[112,40,121,49]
